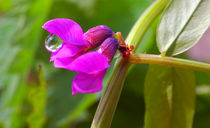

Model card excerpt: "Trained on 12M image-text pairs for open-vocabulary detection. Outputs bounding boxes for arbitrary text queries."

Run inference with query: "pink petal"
[50,52,58,61]
[50,44,85,61]
[53,57,74,69]
[42,18,88,46]
[68,52,110,73]
[72,85,79,95]
[72,70,106,95]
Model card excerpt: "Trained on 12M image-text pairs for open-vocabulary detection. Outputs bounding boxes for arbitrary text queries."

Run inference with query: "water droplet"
[45,34,63,52]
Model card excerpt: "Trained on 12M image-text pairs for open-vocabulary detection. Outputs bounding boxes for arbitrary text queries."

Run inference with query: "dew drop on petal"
[45,34,63,52]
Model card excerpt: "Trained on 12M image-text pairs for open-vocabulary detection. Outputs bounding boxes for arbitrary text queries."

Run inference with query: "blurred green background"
[0,0,210,128]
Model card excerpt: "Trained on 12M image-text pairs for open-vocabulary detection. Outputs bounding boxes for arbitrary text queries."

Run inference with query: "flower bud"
[97,37,119,63]
[84,25,113,48]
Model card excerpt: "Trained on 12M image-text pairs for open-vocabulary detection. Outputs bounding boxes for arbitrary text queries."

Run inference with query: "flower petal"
[42,18,88,46]
[84,25,113,48]
[72,85,79,95]
[68,51,110,73]
[50,52,58,61]
[53,57,74,69]
[50,44,85,61]
[72,70,106,95]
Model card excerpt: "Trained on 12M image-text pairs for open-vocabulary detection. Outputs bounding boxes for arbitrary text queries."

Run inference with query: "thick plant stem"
[91,58,129,128]
[129,54,210,72]
[126,0,171,52]
[91,0,171,127]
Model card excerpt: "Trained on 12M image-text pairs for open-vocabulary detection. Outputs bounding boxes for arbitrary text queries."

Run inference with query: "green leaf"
[27,65,46,128]
[157,0,210,55]
[144,65,196,128]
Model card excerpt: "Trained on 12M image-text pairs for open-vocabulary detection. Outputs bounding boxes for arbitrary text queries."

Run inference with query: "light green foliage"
[144,65,196,128]
[157,0,210,55]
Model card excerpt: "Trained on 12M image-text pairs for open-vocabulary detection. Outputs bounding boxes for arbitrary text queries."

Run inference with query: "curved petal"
[68,52,110,74]
[53,57,74,69]
[72,85,79,95]
[50,44,86,61]
[50,52,58,61]
[42,18,88,46]
[72,70,106,95]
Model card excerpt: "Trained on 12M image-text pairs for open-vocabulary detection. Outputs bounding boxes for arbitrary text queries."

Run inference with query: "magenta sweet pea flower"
[42,18,113,69]
[69,37,119,95]
[42,18,119,95]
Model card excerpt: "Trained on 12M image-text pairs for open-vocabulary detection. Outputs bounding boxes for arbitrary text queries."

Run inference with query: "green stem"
[91,0,171,127]
[91,58,129,128]
[129,54,210,72]
[126,0,171,52]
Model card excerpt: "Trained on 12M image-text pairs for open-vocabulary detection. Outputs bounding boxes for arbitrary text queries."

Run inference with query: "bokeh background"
[0,0,210,127]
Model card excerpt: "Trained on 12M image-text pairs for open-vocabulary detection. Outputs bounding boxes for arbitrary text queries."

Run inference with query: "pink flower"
[69,37,119,95]
[42,18,113,69]
[42,18,118,95]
